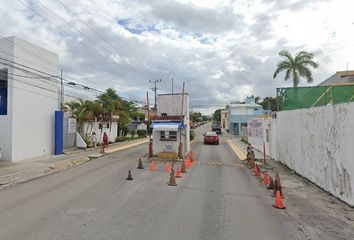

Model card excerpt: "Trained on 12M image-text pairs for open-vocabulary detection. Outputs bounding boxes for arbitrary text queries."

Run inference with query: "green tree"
[259,97,279,111]
[64,99,89,134]
[213,109,221,122]
[273,50,319,88]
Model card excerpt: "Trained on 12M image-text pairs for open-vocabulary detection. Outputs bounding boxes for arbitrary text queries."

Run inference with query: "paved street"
[0,124,306,240]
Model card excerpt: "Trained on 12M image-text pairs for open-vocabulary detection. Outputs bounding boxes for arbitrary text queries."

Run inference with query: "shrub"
[190,130,195,141]
[137,129,147,138]
[131,129,136,138]
[115,136,126,142]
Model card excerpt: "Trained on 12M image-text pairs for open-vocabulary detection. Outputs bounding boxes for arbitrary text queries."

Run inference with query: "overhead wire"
[51,0,158,80]
[8,1,162,103]
[13,0,160,101]
[0,59,145,103]
[32,0,157,80]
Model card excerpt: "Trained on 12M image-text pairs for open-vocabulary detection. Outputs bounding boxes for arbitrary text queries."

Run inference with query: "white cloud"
[1,0,353,113]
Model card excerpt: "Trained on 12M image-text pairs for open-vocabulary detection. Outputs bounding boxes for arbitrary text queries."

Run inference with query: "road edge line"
[226,139,247,160]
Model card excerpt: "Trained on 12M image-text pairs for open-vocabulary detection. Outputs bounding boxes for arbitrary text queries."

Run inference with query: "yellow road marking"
[105,139,149,154]
[226,140,247,160]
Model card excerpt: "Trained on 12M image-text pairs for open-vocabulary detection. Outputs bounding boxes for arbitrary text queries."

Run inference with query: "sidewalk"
[227,134,354,240]
[0,138,148,190]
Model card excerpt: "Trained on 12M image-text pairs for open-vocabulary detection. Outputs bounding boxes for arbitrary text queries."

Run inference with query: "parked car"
[204,131,219,145]
[212,124,221,134]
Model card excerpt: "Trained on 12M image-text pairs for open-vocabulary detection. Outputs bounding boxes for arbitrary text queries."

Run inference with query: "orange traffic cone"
[272,190,286,209]
[185,158,190,169]
[165,162,170,173]
[268,177,274,190]
[181,159,187,173]
[272,172,283,197]
[137,157,144,169]
[126,170,134,180]
[175,167,182,178]
[167,168,177,186]
[150,161,156,172]
[253,163,260,177]
[263,171,269,187]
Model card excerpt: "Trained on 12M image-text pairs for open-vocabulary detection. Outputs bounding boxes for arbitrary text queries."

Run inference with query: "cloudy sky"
[1,0,354,114]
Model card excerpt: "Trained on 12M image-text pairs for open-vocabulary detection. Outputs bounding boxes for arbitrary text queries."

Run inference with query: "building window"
[169,131,177,140]
[161,131,166,139]
[0,68,8,115]
[160,131,177,141]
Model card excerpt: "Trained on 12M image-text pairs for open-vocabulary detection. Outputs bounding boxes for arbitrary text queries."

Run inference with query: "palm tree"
[64,99,89,135]
[273,50,319,88]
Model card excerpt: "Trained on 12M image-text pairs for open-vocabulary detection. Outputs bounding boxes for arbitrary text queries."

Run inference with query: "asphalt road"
[0,124,305,240]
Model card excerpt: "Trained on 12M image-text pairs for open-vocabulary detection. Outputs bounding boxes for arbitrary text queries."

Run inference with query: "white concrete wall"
[11,37,59,161]
[269,117,277,160]
[230,106,247,115]
[0,37,59,161]
[82,121,118,143]
[157,93,189,117]
[152,130,181,155]
[0,39,14,161]
[247,118,276,157]
[156,93,190,156]
[276,102,354,206]
[221,109,228,130]
[230,105,261,116]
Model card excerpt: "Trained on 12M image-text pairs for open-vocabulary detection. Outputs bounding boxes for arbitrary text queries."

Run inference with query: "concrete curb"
[104,139,149,154]
[226,139,247,160]
[0,139,148,191]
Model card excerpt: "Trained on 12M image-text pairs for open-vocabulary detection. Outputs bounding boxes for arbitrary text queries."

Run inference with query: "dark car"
[204,131,219,145]
[212,124,221,134]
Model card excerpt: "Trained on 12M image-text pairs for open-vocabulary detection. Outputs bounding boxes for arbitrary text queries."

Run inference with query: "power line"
[0,36,86,82]
[52,0,158,80]
[0,58,145,103]
[32,0,156,81]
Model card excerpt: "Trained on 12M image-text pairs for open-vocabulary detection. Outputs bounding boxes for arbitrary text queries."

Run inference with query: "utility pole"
[149,79,162,113]
[172,77,174,94]
[60,69,64,110]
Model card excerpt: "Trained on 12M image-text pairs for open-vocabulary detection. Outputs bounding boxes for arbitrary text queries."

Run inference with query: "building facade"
[227,97,266,135]
[220,109,228,131]
[0,36,59,161]
[151,93,190,158]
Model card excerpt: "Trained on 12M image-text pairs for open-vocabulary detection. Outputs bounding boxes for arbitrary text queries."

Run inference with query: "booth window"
[160,131,177,141]
[0,69,8,115]
[169,131,177,140]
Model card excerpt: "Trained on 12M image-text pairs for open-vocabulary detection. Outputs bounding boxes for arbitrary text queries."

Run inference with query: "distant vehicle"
[211,124,221,134]
[204,131,219,145]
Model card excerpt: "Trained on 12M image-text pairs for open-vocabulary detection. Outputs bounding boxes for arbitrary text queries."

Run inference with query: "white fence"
[246,102,354,205]
[275,102,354,206]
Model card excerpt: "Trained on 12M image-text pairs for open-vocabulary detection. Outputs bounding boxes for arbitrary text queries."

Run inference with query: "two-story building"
[0,36,60,161]
[227,97,266,135]
[150,93,190,159]
[220,109,228,132]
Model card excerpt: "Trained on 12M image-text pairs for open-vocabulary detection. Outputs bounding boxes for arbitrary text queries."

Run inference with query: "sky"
[1,0,354,114]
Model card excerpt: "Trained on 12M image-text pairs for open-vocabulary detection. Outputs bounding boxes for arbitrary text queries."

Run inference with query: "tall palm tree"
[273,50,319,88]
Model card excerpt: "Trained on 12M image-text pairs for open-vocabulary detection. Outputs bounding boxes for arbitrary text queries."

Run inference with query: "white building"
[151,93,190,158]
[227,97,266,135]
[220,109,228,131]
[0,36,60,161]
[82,118,119,144]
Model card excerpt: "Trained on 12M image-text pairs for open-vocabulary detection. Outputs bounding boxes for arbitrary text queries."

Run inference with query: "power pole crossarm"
[149,79,162,114]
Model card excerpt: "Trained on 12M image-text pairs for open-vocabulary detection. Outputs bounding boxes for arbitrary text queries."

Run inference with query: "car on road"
[211,124,221,135]
[203,131,219,145]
